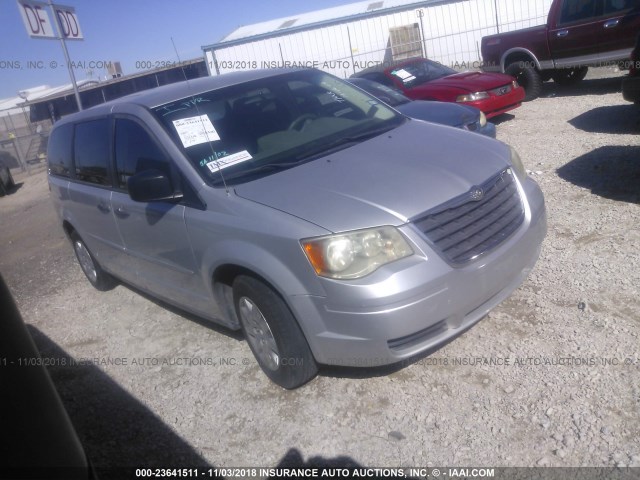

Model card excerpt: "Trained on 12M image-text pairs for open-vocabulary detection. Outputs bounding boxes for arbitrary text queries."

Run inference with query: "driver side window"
[115,118,171,190]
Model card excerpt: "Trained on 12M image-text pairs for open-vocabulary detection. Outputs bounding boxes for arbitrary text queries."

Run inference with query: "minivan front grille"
[413,169,524,265]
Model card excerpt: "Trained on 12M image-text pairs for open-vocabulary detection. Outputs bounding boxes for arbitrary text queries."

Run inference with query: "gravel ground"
[0,68,639,475]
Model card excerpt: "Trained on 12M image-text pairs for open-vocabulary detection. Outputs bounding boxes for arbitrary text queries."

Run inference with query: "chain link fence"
[0,109,52,175]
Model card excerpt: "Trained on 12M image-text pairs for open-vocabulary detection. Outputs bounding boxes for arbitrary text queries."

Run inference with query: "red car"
[352,58,525,119]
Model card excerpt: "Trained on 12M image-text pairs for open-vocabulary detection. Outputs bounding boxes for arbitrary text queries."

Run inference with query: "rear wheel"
[505,61,542,102]
[233,275,318,389]
[552,67,588,86]
[70,232,117,291]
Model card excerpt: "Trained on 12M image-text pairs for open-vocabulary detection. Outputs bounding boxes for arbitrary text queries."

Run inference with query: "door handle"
[556,30,569,37]
[604,19,619,29]
[114,206,130,219]
[97,202,110,214]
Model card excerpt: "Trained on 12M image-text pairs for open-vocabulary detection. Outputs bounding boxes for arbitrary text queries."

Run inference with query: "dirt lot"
[0,69,639,475]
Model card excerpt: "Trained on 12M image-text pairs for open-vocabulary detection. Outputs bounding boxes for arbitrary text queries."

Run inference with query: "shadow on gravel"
[273,448,420,478]
[557,146,640,204]
[569,105,640,134]
[1,182,24,196]
[27,326,212,478]
[490,113,515,126]
[540,75,623,99]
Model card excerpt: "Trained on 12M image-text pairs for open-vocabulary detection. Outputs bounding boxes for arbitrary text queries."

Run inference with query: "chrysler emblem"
[469,187,484,201]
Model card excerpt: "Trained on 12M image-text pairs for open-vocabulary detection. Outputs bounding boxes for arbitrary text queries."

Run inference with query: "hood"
[396,100,479,126]
[416,71,514,93]
[234,120,510,233]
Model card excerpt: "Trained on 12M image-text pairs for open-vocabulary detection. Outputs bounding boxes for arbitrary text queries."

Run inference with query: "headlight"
[456,92,490,102]
[478,111,487,128]
[301,226,413,279]
[509,145,527,181]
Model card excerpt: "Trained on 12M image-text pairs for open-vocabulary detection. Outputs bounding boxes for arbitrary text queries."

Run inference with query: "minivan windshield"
[152,69,405,185]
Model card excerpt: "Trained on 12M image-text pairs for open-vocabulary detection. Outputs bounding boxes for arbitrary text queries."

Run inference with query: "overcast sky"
[0,0,360,99]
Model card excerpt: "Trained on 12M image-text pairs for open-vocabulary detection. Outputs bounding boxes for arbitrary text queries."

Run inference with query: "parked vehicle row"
[347,77,496,138]
[48,68,546,388]
[351,57,525,119]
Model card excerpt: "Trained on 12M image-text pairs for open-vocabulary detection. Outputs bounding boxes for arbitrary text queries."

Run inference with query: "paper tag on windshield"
[206,150,252,172]
[393,69,416,83]
[172,115,220,148]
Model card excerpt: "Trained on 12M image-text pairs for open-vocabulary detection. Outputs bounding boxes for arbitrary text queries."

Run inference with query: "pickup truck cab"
[482,0,640,100]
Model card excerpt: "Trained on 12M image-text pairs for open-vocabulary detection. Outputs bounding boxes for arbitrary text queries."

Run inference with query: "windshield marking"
[157,97,211,117]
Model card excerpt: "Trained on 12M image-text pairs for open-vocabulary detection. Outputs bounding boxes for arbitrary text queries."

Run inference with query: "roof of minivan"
[55,68,302,123]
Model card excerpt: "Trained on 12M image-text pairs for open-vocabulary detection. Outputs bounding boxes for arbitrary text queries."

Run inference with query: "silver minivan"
[48,68,546,388]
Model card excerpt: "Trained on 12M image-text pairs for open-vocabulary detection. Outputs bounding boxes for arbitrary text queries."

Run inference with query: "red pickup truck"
[481,0,640,101]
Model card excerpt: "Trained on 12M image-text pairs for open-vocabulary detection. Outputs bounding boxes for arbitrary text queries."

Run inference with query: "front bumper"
[289,177,546,366]
[466,87,526,119]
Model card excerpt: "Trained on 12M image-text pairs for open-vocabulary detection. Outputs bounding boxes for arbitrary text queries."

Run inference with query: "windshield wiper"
[210,160,305,185]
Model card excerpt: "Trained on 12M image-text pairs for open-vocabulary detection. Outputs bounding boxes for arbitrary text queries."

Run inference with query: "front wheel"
[505,62,542,102]
[71,232,117,291]
[552,67,588,86]
[233,275,318,389]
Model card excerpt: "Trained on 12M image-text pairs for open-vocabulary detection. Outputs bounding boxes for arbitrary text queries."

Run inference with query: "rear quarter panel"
[482,25,551,72]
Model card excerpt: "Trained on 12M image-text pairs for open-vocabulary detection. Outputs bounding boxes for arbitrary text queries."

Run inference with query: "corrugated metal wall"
[204,0,553,78]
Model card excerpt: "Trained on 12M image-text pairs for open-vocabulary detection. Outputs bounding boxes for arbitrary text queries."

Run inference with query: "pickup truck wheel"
[505,62,542,102]
[233,275,318,389]
[70,232,117,291]
[552,67,588,86]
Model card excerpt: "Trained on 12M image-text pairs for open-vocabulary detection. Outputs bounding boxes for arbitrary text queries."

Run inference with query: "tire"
[0,181,6,197]
[6,170,14,189]
[70,232,117,291]
[233,275,318,389]
[505,62,542,102]
[552,67,588,86]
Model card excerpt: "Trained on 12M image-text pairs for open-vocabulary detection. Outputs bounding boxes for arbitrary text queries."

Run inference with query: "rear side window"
[47,123,73,178]
[604,0,639,15]
[74,119,111,186]
[114,118,170,190]
[559,0,600,24]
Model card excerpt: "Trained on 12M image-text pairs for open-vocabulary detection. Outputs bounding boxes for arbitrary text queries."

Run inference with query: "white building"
[202,0,553,79]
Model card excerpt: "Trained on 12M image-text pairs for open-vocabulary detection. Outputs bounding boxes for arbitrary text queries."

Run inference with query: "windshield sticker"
[205,150,252,173]
[172,115,220,148]
[392,69,416,83]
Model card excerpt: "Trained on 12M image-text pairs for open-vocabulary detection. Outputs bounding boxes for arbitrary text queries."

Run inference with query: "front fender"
[202,239,326,301]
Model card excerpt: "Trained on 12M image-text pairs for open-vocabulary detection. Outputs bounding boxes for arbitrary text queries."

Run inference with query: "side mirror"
[127,169,183,203]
